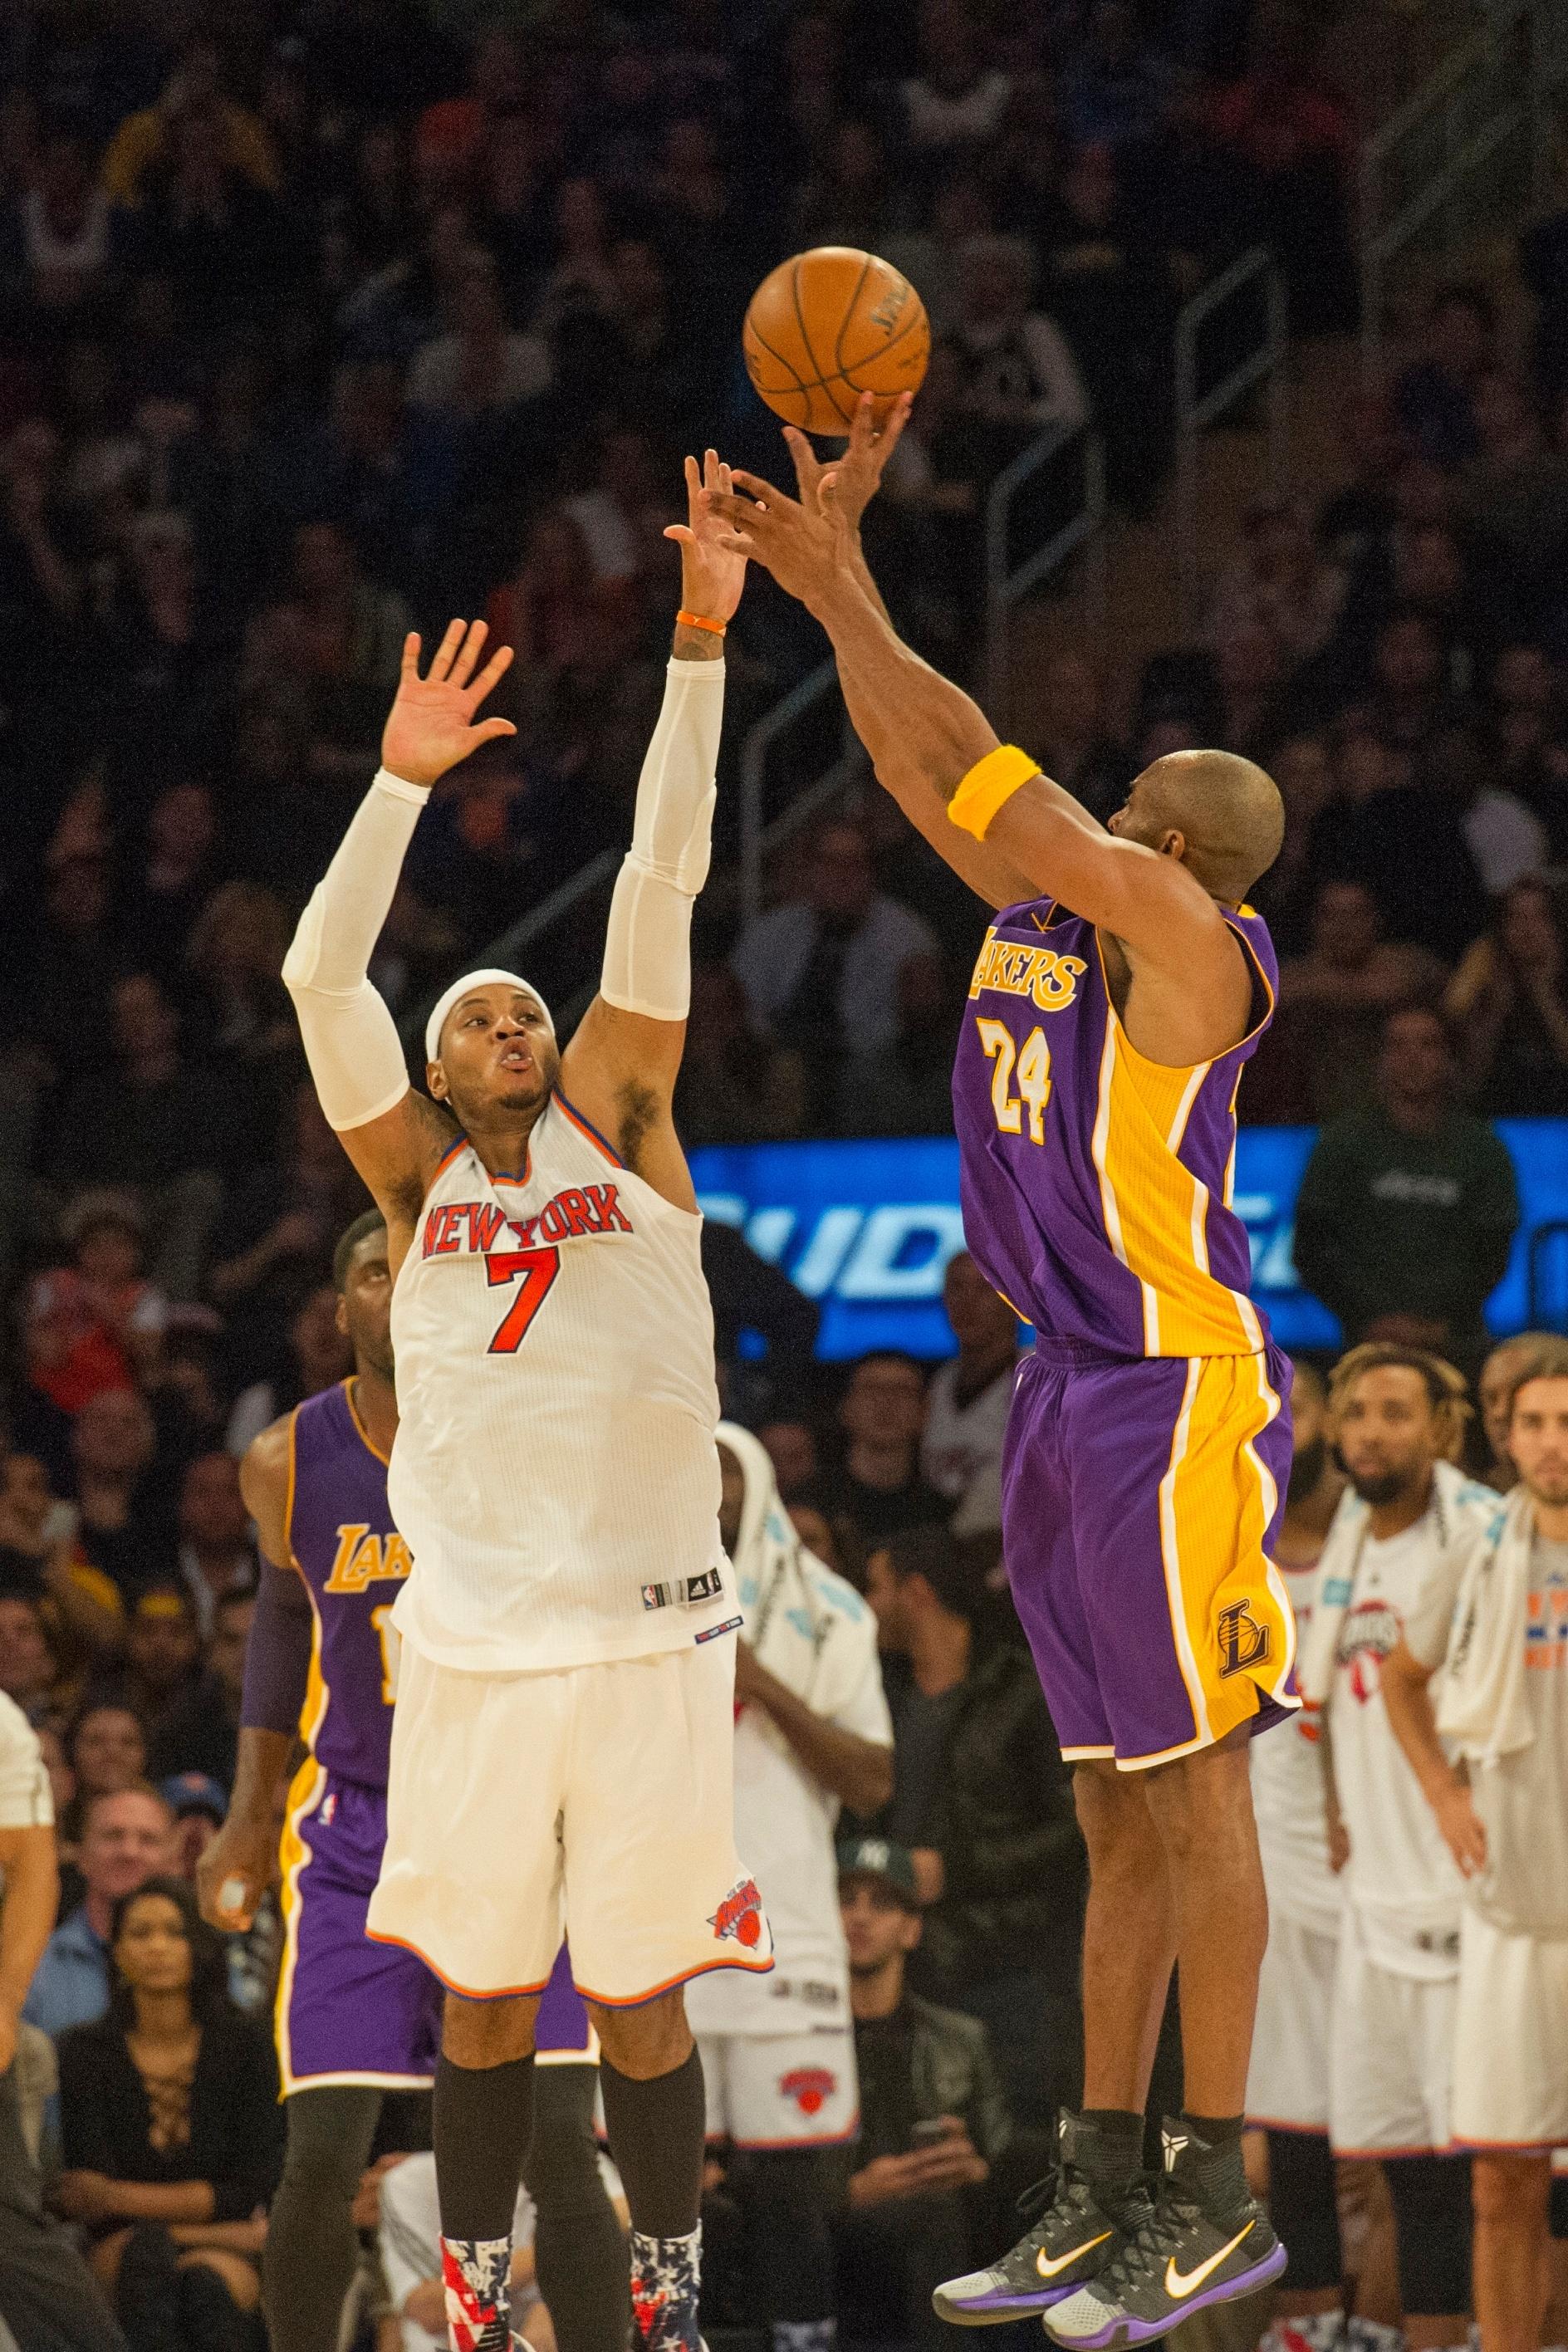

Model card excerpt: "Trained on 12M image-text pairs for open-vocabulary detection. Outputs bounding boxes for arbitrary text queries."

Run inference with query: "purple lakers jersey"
[287,1382,407,1787]
[953,898,1277,1358]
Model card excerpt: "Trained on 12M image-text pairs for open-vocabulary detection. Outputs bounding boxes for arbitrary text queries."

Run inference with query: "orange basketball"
[742,247,929,436]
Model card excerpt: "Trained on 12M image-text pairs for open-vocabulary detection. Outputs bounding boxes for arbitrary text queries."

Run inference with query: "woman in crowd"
[1445,873,1568,1115]
[55,1874,282,2351]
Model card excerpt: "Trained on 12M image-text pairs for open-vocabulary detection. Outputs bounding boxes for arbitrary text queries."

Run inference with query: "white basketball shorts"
[1247,1909,1337,2133]
[1328,1912,1455,2157]
[698,2028,860,2150]
[367,1634,773,2006]
[1453,1906,1568,2151]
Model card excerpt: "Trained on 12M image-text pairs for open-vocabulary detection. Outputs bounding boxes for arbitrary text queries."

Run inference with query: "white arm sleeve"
[281,767,428,1132]
[600,657,724,1022]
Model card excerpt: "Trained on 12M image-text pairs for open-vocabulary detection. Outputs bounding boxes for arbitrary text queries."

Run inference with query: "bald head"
[1115,749,1285,904]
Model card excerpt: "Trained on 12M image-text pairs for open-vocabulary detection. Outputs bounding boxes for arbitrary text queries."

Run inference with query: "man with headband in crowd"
[272,452,768,2352]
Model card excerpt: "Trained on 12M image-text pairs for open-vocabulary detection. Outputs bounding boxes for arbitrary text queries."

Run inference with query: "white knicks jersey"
[388,1093,732,1672]
[1250,1553,1340,1940]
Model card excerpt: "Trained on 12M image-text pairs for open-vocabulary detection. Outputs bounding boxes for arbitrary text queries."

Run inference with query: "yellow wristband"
[948,744,1041,840]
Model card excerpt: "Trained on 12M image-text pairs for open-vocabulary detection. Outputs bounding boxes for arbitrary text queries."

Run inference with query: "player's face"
[1508,1378,1568,1509]
[340,1232,394,1383]
[1334,1367,1440,1507]
[429,986,559,1124]
[1106,773,1176,859]
[1479,1343,1531,1466]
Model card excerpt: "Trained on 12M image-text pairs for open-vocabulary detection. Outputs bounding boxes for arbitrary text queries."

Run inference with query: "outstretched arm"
[561,450,745,1212]
[282,620,516,1243]
[712,464,1230,972]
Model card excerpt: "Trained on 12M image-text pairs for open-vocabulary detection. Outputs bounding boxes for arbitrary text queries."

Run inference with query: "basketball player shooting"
[279,453,771,2352]
[713,408,1296,2345]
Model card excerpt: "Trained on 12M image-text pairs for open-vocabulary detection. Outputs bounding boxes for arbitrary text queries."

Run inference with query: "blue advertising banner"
[692,1121,1568,1361]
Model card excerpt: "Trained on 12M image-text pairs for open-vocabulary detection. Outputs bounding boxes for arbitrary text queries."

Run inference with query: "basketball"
[742,247,929,436]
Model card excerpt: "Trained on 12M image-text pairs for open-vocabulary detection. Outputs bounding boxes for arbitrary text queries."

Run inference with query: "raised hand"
[710,468,850,612]
[380,620,517,791]
[782,389,913,535]
[664,448,748,625]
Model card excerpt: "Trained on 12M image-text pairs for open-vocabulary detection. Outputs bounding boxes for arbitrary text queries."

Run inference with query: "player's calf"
[437,2001,541,2352]
[592,1994,708,2352]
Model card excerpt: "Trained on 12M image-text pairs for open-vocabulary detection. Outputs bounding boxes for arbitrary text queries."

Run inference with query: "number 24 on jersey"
[976,1018,1053,1144]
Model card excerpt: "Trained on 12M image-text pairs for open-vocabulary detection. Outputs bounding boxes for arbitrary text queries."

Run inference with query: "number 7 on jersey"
[485,1248,560,1353]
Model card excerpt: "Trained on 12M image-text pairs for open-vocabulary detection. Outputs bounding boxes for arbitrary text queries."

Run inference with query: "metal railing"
[1174,246,1289,630]
[984,423,1106,734]
[737,658,862,930]
[1361,0,1568,376]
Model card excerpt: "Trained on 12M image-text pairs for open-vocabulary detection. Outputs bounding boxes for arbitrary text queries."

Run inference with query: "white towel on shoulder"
[1435,1485,1535,1766]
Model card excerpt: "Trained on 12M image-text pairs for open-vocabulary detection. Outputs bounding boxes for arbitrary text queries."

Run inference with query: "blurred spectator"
[171,1455,257,1641]
[953,236,1088,435]
[0,1593,59,1721]
[117,782,225,989]
[23,1786,174,2040]
[852,952,963,1136]
[1445,876,1568,1116]
[821,1356,948,1548]
[159,1775,227,1888]
[1061,2,1170,154]
[1426,721,1546,897]
[1306,712,1487,964]
[1396,282,1497,471]
[406,251,551,417]
[100,41,277,203]
[675,964,806,1144]
[241,522,411,786]
[1205,0,1357,333]
[701,1222,822,1419]
[833,1834,1011,2352]
[90,1591,201,1758]
[1474,1330,1554,1493]
[1210,497,1345,671]
[1461,370,1568,609]
[865,1527,1085,2127]
[24,1193,167,1419]
[207,1080,364,1340]
[2,129,114,324]
[732,824,940,1130]
[1028,649,1129,825]
[149,1591,252,1791]
[55,1874,282,2346]
[920,1256,1019,1540]
[223,1282,352,1458]
[900,2,1012,173]
[379,2151,554,2351]
[1265,878,1446,1121]
[0,1454,120,1667]
[760,1421,822,1506]
[48,975,226,1303]
[64,1389,169,1601]
[1294,1006,1521,1364]
[66,1708,149,1830]
[184,882,296,1112]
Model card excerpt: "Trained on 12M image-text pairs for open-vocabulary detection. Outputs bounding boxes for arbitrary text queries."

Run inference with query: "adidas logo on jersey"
[422,1183,632,1261]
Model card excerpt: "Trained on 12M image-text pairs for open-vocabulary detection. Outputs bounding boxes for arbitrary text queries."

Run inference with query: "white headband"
[424,968,556,1064]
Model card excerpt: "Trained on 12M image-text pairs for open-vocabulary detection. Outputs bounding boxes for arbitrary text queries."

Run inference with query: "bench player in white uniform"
[690,1424,893,2352]
[1245,1363,1350,2346]
[1301,1345,1498,2352]
[1383,1337,1568,2352]
[281,455,769,2352]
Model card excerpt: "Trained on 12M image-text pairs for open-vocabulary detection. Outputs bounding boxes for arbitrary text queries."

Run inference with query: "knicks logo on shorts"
[1217,1601,1271,1678]
[779,2065,837,2116]
[708,1877,764,1948]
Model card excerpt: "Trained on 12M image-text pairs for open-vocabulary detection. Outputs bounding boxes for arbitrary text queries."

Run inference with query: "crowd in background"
[2,0,1568,2349]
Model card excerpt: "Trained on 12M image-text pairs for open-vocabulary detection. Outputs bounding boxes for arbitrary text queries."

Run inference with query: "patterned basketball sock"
[441,2235,513,2352]
[630,2223,703,2352]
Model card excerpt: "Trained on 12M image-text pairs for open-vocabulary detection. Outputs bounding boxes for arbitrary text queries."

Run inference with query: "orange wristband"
[677,610,727,636]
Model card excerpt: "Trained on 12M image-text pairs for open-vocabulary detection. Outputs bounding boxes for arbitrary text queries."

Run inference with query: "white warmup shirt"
[1407,1531,1568,1938]
[1330,1510,1472,1976]
[1250,1553,1340,1940]
[686,1427,894,2038]
[388,1095,731,1672]
[921,1357,1017,1536]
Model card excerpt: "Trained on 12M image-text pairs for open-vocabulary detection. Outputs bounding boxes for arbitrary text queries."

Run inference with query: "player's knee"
[443,1989,538,2069]
[1073,1761,1154,1869]
[590,1986,692,2079]
[277,2084,384,2207]
[1472,2151,1551,2227]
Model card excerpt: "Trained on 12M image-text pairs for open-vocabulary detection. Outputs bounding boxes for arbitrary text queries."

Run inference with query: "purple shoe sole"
[933,2286,1080,2325]
[1046,2240,1288,2348]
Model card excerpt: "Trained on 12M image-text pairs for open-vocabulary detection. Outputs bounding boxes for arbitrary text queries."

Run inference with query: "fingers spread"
[664,523,696,545]
[400,630,422,681]
[728,469,788,507]
[708,491,763,527]
[468,642,514,705]
[684,452,702,501]
[782,425,820,498]
[476,718,518,744]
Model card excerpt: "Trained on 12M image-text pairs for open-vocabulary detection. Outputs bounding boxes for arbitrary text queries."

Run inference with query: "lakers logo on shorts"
[1218,1601,1271,1678]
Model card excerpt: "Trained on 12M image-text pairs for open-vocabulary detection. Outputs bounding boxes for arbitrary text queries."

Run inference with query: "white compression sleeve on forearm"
[281,767,428,1131]
[600,657,724,1022]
